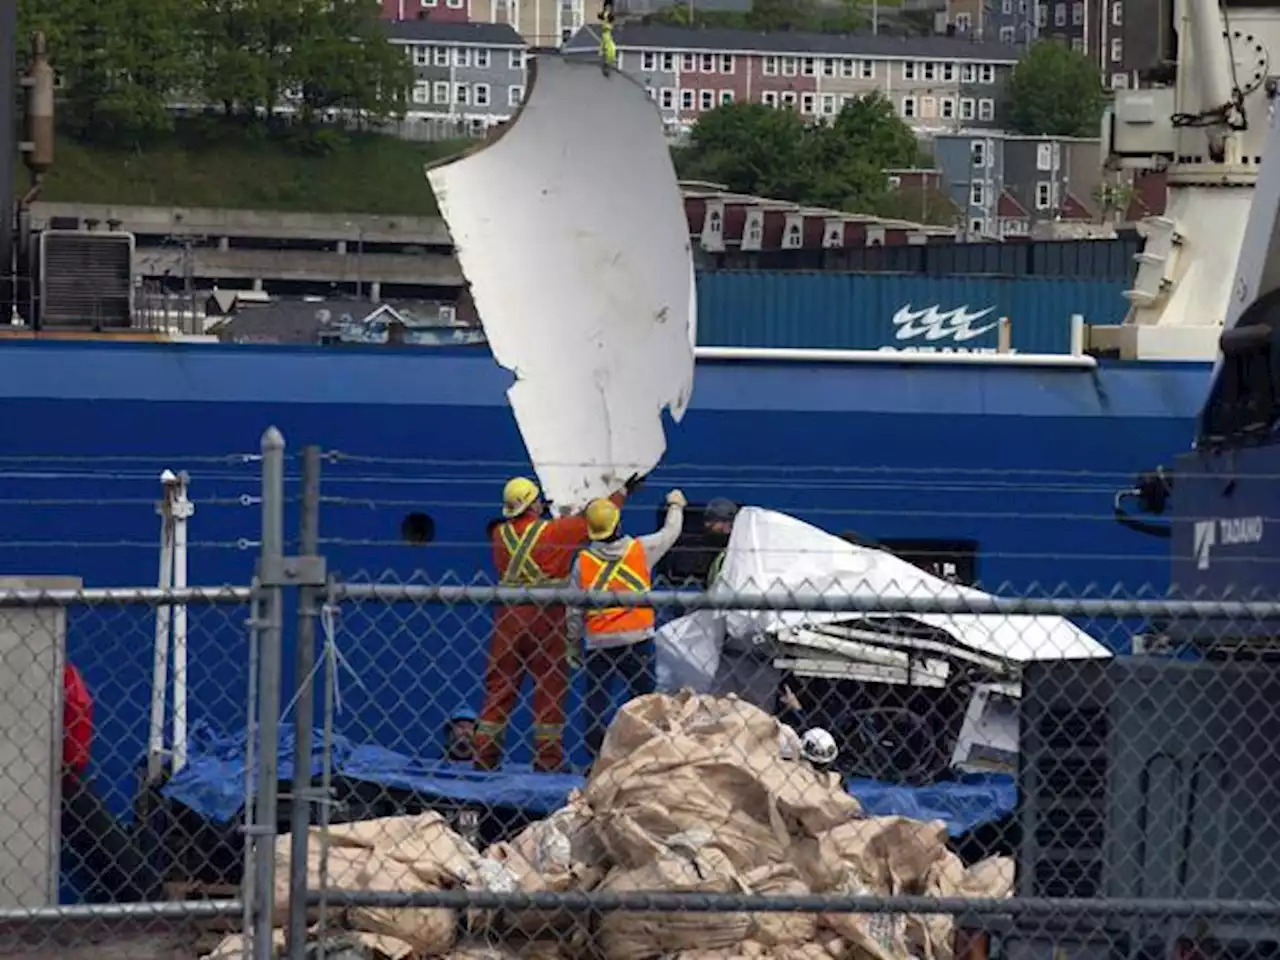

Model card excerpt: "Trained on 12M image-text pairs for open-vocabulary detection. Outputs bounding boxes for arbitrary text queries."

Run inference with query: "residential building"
[381,0,595,48]
[382,0,472,23]
[387,21,528,134]
[932,132,1101,239]
[566,25,1020,134]
[984,0,1038,46]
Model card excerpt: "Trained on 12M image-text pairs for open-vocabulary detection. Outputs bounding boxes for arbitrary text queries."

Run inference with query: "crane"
[1101,0,1280,361]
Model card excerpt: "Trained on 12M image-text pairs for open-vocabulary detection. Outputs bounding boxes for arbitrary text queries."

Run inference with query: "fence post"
[287,445,323,960]
[253,426,287,960]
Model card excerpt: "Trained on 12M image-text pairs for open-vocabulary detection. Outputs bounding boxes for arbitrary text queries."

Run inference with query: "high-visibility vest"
[499,520,554,586]
[577,538,654,636]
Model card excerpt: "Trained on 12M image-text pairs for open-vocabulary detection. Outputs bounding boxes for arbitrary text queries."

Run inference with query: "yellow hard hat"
[502,477,540,518]
[585,498,621,541]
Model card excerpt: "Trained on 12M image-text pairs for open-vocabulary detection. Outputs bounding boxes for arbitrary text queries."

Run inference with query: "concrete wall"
[29,203,452,247]
[0,576,80,909]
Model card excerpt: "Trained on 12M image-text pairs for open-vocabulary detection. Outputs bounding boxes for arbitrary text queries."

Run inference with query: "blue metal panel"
[696,272,1130,353]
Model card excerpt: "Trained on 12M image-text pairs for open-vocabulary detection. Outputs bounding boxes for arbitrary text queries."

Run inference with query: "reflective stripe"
[578,539,655,636]
[532,723,563,741]
[499,520,551,586]
[707,550,726,586]
[476,720,506,737]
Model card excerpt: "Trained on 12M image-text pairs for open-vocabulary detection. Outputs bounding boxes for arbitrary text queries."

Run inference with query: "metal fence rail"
[6,428,1280,960]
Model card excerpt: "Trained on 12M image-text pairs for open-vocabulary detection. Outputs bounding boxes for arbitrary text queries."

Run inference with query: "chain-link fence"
[8,430,1280,960]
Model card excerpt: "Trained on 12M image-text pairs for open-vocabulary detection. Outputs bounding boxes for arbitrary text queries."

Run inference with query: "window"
[979,64,995,83]
[660,87,675,108]
[763,56,778,75]
[682,53,696,70]
[955,12,972,28]
[970,182,986,206]
[762,90,779,107]
[1071,37,1085,52]
[446,0,463,8]
[721,54,734,73]
[700,89,714,109]
[680,89,694,109]
[433,80,450,102]
[1111,0,1122,24]
[822,58,836,77]
[1111,72,1129,89]
[472,83,489,106]
[422,0,436,5]
[821,93,836,115]
[861,61,875,78]
[1036,2,1047,23]
[412,81,430,104]
[801,92,815,113]
[477,48,491,68]
[841,58,855,77]
[971,140,985,166]
[961,64,976,82]
[978,98,994,120]
[969,218,985,236]
[941,97,955,119]
[1000,25,1015,41]
[888,175,901,188]
[1035,181,1053,210]
[780,90,797,109]
[455,83,469,104]
[642,51,656,70]
[1071,0,1083,22]
[942,62,954,81]
[781,56,798,76]
[411,45,429,66]
[961,97,975,119]
[802,57,816,76]
[901,95,917,118]
[509,84,524,106]
[1111,37,1123,61]
[454,47,471,67]
[1002,0,1012,12]
[509,49,525,69]
[923,62,936,80]
[720,89,734,105]
[1054,2,1066,24]
[661,52,675,71]
[701,53,715,72]
[903,60,917,80]
[434,46,450,66]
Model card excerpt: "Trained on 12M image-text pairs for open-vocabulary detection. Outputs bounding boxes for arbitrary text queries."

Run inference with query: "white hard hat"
[800,727,838,766]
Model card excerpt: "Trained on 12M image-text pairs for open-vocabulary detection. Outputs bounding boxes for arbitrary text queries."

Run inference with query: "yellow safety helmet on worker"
[585,498,622,540]
[502,476,541,518]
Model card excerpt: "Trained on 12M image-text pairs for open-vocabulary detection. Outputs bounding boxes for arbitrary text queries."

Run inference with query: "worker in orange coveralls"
[474,472,644,772]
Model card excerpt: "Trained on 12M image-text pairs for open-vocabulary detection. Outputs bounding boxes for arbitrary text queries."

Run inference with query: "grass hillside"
[12,122,463,216]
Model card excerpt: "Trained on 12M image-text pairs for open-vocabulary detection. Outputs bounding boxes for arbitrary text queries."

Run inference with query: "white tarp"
[426,54,696,511]
[656,507,1111,692]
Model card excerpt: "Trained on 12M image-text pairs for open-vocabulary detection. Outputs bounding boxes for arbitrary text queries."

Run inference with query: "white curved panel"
[427,54,696,510]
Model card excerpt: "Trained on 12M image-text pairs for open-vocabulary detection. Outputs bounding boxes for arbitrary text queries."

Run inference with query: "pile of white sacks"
[206,692,1014,960]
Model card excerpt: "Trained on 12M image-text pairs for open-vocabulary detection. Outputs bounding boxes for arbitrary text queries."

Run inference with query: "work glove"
[666,489,688,507]
[566,638,583,671]
[624,472,647,495]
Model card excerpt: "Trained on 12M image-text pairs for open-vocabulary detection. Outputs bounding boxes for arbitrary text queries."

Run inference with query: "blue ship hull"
[0,340,1209,859]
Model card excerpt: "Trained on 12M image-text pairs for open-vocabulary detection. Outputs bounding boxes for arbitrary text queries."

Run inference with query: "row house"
[387,21,529,133]
[932,132,1101,239]
[681,185,957,256]
[381,0,592,49]
[566,25,1021,134]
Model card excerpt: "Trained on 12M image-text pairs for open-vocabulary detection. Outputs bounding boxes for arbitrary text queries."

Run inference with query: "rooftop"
[385,19,526,45]
[565,23,1023,61]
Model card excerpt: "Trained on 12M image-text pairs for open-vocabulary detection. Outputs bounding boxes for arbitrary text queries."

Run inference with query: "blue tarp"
[161,723,1016,838]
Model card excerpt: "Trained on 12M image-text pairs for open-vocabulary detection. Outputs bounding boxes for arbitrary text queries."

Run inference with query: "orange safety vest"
[576,538,655,636]
[499,520,554,586]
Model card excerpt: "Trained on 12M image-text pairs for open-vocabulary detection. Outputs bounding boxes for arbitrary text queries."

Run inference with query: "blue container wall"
[0,342,1208,870]
[696,273,1130,353]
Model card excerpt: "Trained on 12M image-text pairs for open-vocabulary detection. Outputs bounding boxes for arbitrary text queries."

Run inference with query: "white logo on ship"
[892,304,1001,343]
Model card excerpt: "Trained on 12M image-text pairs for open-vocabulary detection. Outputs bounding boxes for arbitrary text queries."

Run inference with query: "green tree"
[18,0,195,140]
[1004,40,1106,137]
[676,94,928,216]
